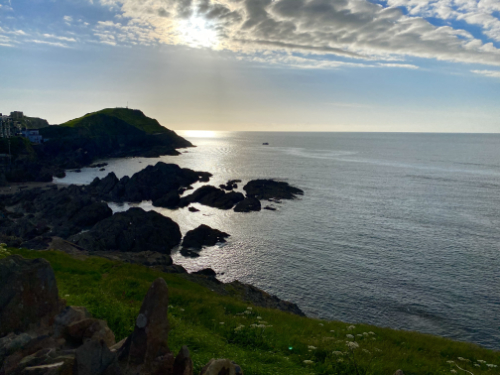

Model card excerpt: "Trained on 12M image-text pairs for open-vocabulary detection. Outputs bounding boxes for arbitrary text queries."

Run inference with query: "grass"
[7,248,500,375]
[60,108,169,134]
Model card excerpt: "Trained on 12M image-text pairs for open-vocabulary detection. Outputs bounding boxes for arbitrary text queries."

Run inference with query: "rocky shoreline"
[0,161,305,317]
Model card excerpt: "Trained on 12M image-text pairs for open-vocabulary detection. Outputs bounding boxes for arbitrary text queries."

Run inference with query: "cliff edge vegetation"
[5,247,498,375]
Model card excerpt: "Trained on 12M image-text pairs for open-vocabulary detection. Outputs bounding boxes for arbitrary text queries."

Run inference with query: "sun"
[178,16,218,49]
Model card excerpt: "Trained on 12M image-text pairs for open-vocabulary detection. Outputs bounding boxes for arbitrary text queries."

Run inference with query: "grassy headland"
[5,248,499,375]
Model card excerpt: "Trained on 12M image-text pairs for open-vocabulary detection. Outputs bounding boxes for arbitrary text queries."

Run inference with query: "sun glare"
[182,130,217,138]
[178,16,218,49]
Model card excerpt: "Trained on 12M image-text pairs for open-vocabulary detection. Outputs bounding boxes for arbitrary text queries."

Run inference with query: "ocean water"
[57,132,500,349]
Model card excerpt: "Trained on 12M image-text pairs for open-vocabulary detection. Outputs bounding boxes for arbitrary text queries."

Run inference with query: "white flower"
[356,334,363,338]
[450,370,457,374]
[362,349,371,354]
[347,325,356,331]
[363,332,369,337]
[487,364,498,368]
[256,316,262,320]
[337,358,344,363]
[319,323,324,326]
[330,330,335,333]
[346,334,354,339]
[457,357,467,362]
[332,351,343,356]
[369,331,375,335]
[308,346,317,350]
[303,360,313,364]
[257,324,266,328]
[250,324,257,328]
[180,308,185,312]
[219,322,225,325]
[346,341,359,349]
[446,361,455,364]
[244,310,251,315]
[477,360,486,364]
[64,294,70,297]
[474,364,480,367]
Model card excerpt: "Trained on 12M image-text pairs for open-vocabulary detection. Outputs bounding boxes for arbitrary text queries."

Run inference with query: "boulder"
[181,225,229,250]
[0,256,64,337]
[263,206,276,211]
[173,346,193,375]
[53,306,91,338]
[69,208,181,254]
[118,278,170,369]
[200,359,243,375]
[66,318,115,348]
[75,338,118,375]
[233,197,261,213]
[243,179,303,200]
[179,186,244,210]
[192,268,217,278]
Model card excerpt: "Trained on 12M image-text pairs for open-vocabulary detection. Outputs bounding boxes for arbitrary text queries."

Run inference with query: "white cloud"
[63,15,73,24]
[471,69,500,78]
[43,33,77,42]
[31,39,69,48]
[90,0,500,68]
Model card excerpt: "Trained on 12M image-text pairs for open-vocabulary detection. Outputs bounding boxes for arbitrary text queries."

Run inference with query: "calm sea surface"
[57,132,500,349]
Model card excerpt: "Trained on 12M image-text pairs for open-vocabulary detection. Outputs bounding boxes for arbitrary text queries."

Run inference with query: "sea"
[56,132,500,350]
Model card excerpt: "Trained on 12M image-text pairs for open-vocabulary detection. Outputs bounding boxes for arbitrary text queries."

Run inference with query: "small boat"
[262,142,269,145]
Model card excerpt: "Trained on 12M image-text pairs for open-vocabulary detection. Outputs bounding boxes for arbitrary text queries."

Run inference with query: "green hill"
[61,108,170,135]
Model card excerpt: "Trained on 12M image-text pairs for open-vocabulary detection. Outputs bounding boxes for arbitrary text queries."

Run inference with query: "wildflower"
[347,325,356,331]
[371,338,376,341]
[219,322,225,325]
[308,346,317,350]
[337,358,344,363]
[180,308,185,312]
[477,360,486,364]
[369,331,375,335]
[319,323,324,326]
[303,360,313,364]
[363,332,369,337]
[330,330,335,333]
[446,361,455,364]
[250,324,257,328]
[64,294,70,297]
[356,334,363,338]
[257,316,262,320]
[332,351,343,356]
[247,307,252,310]
[450,370,457,374]
[257,324,266,328]
[362,349,371,354]
[346,334,354,339]
[244,310,251,315]
[487,364,498,368]
[346,341,359,350]
[474,364,480,367]
[457,357,466,362]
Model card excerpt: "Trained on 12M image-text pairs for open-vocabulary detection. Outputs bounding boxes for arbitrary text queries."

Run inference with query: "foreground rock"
[179,186,244,210]
[0,256,243,375]
[0,256,64,337]
[69,208,181,254]
[181,225,230,251]
[243,179,303,200]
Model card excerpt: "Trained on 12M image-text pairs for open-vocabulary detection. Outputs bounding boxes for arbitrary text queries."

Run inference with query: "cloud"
[90,0,500,68]
[31,39,69,48]
[63,15,73,24]
[471,69,500,78]
[43,34,77,42]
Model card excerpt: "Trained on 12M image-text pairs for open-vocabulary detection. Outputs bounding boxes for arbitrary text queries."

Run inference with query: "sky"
[0,0,499,132]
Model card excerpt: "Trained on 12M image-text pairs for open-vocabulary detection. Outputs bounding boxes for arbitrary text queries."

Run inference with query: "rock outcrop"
[0,255,64,337]
[0,255,242,375]
[233,197,261,213]
[179,186,244,210]
[69,208,181,254]
[243,179,303,200]
[181,225,230,251]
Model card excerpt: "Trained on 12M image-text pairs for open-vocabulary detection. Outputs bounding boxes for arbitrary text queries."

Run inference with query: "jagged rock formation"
[233,197,261,213]
[0,255,244,375]
[243,179,304,200]
[179,186,244,210]
[181,225,230,251]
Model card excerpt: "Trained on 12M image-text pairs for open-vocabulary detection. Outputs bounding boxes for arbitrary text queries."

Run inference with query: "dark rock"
[234,197,261,213]
[192,268,217,278]
[53,306,91,338]
[179,186,244,210]
[92,251,173,267]
[179,248,200,258]
[181,225,229,250]
[188,207,199,213]
[90,173,119,196]
[159,264,187,274]
[75,339,117,375]
[66,318,115,348]
[243,179,303,200]
[0,255,64,337]
[173,346,193,375]
[99,168,105,172]
[200,359,243,375]
[393,371,404,375]
[152,190,180,209]
[263,206,276,211]
[69,208,181,254]
[20,236,52,250]
[118,278,170,370]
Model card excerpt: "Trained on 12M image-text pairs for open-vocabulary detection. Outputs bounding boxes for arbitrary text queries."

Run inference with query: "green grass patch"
[9,248,500,375]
